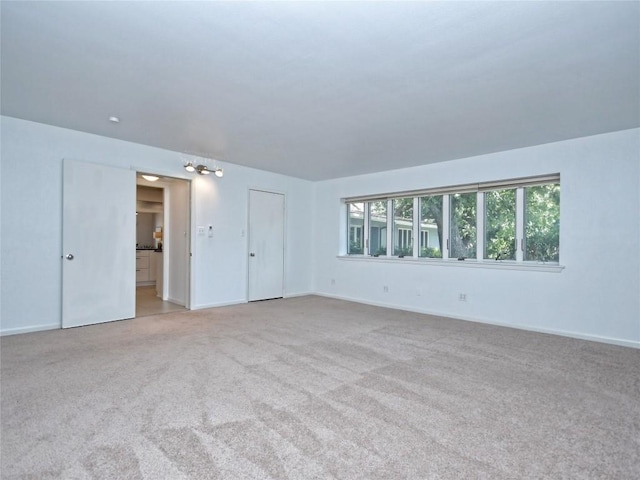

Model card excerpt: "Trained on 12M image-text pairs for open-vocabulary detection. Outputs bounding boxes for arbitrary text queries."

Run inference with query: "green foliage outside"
[420,247,441,258]
[348,184,559,261]
[349,240,363,255]
[392,197,445,258]
[485,189,516,260]
[450,192,476,258]
[525,184,560,262]
[369,201,387,217]
[392,198,413,218]
[393,246,413,256]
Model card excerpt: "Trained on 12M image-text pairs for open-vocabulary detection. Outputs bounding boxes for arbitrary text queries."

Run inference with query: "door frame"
[134,168,194,310]
[246,187,287,302]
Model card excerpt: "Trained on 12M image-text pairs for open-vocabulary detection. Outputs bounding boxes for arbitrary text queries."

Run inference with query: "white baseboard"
[191,299,248,310]
[194,292,313,310]
[314,292,640,349]
[166,297,186,307]
[0,323,60,336]
[284,291,313,298]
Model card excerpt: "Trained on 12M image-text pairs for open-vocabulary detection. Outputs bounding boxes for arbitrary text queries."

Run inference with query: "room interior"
[1,1,638,478]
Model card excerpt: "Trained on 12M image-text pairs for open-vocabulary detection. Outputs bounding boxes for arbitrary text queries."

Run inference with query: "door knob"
[65,254,74,260]
[249,252,255,257]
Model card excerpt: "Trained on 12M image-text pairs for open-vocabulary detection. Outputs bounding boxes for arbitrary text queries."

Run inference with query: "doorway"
[248,189,285,301]
[61,161,192,328]
[135,174,191,318]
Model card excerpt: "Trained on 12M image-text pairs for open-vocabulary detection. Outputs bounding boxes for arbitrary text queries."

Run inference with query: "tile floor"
[135,286,186,318]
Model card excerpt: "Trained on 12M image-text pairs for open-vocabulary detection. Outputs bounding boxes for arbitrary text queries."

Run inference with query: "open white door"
[165,178,191,307]
[62,159,136,328]
[248,189,285,301]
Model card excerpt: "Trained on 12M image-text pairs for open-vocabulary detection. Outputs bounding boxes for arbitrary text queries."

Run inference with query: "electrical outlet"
[383,285,389,293]
[459,293,467,302]
[197,226,205,235]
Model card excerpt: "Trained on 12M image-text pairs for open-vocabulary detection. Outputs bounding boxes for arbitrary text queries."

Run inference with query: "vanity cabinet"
[136,250,153,284]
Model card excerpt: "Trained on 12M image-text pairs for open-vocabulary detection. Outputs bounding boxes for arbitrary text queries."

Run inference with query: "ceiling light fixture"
[141,174,160,182]
[196,165,211,175]
[182,154,224,178]
[108,116,120,123]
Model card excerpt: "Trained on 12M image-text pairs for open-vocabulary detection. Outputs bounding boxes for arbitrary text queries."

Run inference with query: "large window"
[450,192,476,259]
[344,174,560,265]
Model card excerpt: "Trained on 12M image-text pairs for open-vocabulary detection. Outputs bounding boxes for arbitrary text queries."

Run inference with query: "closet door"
[248,189,285,301]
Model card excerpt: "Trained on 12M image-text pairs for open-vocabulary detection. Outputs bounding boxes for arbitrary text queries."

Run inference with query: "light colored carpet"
[1,296,638,479]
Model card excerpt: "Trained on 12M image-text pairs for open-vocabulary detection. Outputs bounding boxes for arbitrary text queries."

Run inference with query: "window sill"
[336,255,564,273]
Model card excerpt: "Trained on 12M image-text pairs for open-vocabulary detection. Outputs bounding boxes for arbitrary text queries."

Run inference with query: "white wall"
[313,128,640,347]
[0,116,313,334]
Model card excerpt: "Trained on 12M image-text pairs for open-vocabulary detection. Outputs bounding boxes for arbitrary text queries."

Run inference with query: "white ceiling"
[2,1,638,181]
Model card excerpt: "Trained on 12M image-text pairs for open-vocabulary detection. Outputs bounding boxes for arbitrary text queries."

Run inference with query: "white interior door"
[248,189,285,301]
[166,178,190,307]
[62,159,136,328]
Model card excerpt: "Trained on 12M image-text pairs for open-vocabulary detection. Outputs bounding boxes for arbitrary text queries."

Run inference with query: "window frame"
[343,174,560,267]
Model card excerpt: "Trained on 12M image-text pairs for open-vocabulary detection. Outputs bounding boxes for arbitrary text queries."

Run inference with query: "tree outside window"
[484,189,516,260]
[420,195,443,258]
[346,176,559,264]
[450,192,476,258]
[525,184,560,262]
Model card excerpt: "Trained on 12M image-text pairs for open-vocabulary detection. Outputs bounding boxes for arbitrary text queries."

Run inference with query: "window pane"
[368,201,387,256]
[347,202,364,254]
[450,192,476,258]
[525,184,560,262]
[484,189,516,260]
[419,195,443,258]
[393,198,413,256]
